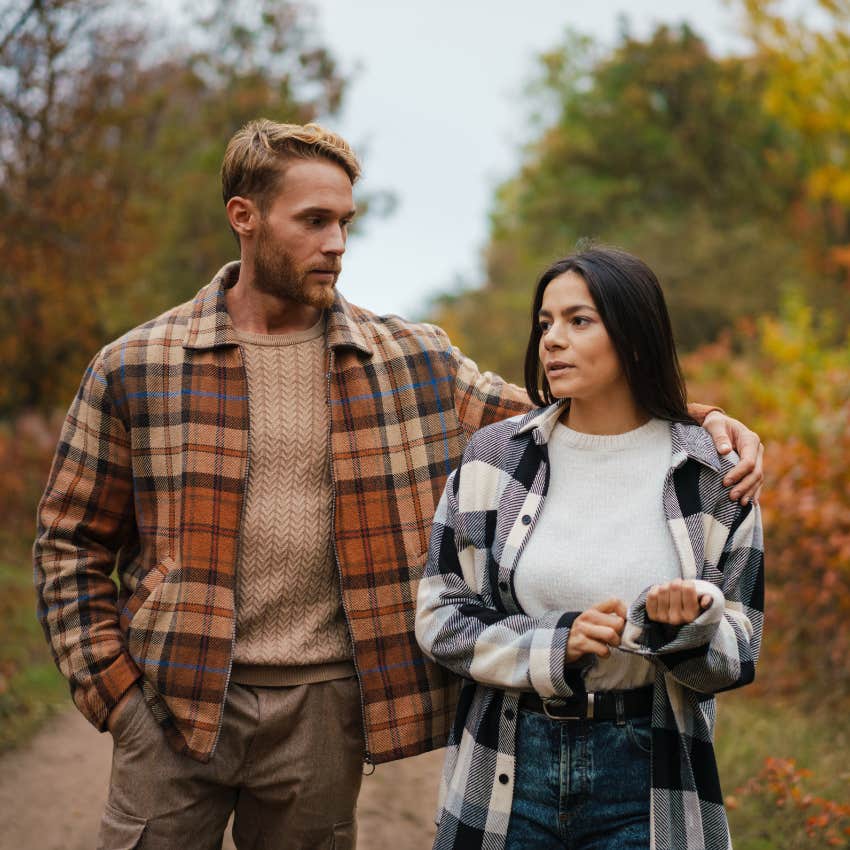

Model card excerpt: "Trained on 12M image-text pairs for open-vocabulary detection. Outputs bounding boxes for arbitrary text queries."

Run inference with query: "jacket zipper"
[210,343,250,758]
[326,347,374,773]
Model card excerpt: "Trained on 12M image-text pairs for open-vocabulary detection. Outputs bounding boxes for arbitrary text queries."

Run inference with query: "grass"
[0,555,71,753]
[716,689,850,849]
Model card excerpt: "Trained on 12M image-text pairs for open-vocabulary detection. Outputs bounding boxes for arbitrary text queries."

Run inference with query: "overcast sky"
[303,0,759,318]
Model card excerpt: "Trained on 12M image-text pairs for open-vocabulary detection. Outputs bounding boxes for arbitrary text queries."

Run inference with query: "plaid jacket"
[415,402,764,850]
[34,261,528,764]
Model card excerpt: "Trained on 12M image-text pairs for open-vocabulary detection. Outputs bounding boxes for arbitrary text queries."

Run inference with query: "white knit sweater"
[514,417,681,690]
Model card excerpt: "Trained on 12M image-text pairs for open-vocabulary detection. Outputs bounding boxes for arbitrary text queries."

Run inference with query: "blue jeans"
[505,708,652,849]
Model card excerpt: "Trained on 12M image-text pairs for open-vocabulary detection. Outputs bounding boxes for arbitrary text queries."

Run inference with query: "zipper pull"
[362,750,375,776]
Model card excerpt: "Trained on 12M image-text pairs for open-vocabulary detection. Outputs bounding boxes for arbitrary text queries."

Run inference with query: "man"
[34,120,762,849]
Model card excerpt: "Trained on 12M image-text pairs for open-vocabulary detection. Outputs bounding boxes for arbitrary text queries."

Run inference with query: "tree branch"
[0,0,42,56]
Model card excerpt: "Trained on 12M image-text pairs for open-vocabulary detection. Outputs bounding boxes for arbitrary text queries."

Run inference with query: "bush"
[684,293,850,702]
[728,757,850,849]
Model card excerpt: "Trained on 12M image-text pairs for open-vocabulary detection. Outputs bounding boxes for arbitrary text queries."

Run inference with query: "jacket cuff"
[74,652,142,731]
[622,580,724,654]
[529,611,578,698]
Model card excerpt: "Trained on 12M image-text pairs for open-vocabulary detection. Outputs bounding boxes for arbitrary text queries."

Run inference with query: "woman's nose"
[544,329,565,349]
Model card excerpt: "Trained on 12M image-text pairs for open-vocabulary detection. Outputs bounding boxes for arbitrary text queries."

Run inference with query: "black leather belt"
[518,686,653,721]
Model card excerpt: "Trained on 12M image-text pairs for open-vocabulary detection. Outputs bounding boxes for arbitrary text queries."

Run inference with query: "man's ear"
[226,196,259,239]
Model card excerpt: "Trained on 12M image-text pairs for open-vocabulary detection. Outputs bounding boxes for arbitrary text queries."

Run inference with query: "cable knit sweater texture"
[230,317,353,686]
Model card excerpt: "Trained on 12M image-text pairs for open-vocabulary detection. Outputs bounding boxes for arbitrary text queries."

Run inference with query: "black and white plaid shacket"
[415,402,764,850]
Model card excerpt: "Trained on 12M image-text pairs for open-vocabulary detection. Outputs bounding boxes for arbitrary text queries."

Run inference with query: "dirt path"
[0,707,442,849]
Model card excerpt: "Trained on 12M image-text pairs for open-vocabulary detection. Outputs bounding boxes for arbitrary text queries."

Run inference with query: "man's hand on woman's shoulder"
[702,411,764,505]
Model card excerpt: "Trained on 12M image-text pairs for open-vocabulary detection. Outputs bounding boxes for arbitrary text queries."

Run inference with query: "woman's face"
[537,270,628,403]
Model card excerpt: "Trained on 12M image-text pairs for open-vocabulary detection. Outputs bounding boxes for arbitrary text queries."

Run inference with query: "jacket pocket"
[119,556,176,631]
[123,556,179,668]
[96,802,146,850]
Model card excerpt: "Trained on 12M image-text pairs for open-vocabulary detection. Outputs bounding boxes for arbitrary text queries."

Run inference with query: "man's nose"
[323,225,346,255]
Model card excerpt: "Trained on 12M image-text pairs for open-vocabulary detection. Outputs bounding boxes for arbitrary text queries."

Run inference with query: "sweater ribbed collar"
[513,401,721,472]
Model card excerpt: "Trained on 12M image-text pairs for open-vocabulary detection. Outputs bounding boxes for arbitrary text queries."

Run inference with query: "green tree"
[736,0,850,283]
[429,24,830,381]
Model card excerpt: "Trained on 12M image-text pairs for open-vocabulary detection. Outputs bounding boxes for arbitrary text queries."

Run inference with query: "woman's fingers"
[584,607,626,627]
[680,583,701,621]
[593,597,628,619]
[581,620,623,648]
[580,638,613,658]
[566,603,628,661]
[570,628,616,658]
[647,584,668,621]
[566,627,612,662]
[648,580,705,624]
[666,581,684,623]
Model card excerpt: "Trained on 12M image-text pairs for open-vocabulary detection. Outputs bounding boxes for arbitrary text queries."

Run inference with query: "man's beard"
[252,224,338,310]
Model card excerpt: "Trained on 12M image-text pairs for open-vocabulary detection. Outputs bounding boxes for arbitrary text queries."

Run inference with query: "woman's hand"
[646,579,713,625]
[565,598,628,664]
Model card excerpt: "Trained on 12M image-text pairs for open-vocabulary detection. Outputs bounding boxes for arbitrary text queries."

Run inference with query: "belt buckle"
[542,693,594,720]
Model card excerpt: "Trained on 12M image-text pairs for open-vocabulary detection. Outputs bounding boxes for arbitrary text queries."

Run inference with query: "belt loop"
[586,692,594,720]
[615,692,625,726]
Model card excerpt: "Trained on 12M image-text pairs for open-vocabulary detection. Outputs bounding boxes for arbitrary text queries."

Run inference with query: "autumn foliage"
[0,0,352,416]
[684,296,850,702]
[729,757,850,848]
[1,2,848,844]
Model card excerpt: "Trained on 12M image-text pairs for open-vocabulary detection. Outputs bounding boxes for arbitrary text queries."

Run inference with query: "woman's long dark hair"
[523,246,694,423]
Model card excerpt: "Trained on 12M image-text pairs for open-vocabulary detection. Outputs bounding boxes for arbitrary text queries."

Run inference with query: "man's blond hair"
[221,119,360,213]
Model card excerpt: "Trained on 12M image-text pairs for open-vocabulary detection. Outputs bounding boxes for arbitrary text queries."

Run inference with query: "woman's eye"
[538,321,551,333]
[572,316,590,327]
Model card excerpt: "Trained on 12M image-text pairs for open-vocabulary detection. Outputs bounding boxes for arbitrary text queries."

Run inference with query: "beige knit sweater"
[230,318,353,686]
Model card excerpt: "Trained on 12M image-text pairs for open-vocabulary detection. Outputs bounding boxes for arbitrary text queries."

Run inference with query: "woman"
[415,247,763,850]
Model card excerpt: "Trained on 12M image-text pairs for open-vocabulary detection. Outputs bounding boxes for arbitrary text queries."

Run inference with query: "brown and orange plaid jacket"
[34,262,529,764]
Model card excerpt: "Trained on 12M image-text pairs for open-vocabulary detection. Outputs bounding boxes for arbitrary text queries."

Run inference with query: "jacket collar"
[182,262,241,350]
[183,261,373,356]
[513,400,721,471]
[513,401,566,445]
[669,420,721,472]
[325,292,373,355]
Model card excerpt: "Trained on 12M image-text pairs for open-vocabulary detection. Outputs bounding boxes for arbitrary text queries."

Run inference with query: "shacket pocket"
[119,557,175,631]
[120,556,179,678]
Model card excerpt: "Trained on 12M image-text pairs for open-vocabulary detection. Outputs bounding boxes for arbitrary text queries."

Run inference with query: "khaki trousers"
[97,677,364,850]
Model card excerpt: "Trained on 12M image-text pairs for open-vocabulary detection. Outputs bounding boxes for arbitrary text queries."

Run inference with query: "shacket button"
[504,709,515,720]
[521,514,532,525]
[498,773,510,785]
